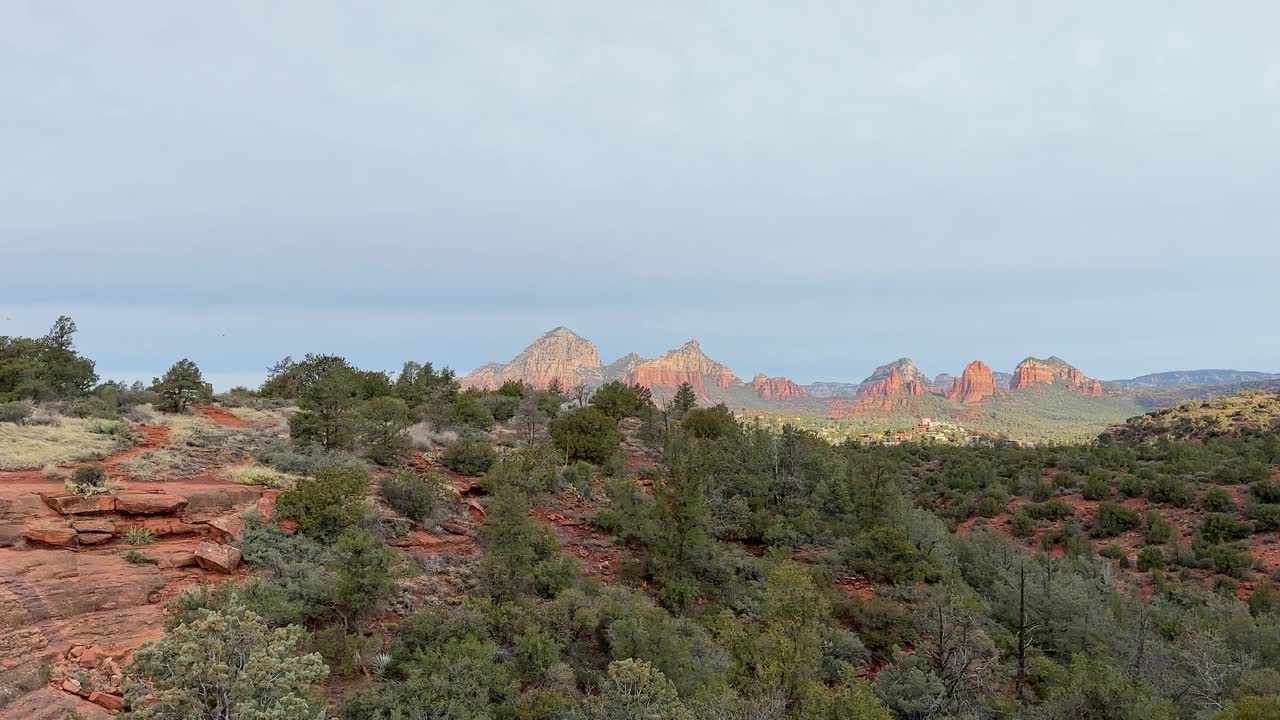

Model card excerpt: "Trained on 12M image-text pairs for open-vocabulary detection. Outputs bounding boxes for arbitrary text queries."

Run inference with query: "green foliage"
[442,435,496,475]
[1216,696,1280,720]
[378,470,441,523]
[573,659,691,720]
[448,393,495,431]
[331,527,398,627]
[589,381,655,421]
[275,464,371,541]
[1144,511,1173,544]
[123,549,149,565]
[550,407,621,464]
[261,353,353,399]
[480,487,579,602]
[1148,475,1193,506]
[125,527,156,546]
[838,526,937,583]
[679,404,740,441]
[1202,486,1238,513]
[670,382,698,419]
[355,395,414,464]
[65,463,111,496]
[1035,651,1174,720]
[1137,546,1165,571]
[0,400,33,423]
[150,358,212,413]
[1082,473,1111,501]
[1200,512,1252,544]
[1093,502,1142,538]
[288,366,361,450]
[1251,479,1280,504]
[1023,499,1073,520]
[122,602,327,720]
[0,316,97,401]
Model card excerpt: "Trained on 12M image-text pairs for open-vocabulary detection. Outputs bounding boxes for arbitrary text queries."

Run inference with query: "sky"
[3,1,1279,391]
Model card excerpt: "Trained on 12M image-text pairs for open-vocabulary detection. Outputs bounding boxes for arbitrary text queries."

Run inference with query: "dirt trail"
[193,404,251,428]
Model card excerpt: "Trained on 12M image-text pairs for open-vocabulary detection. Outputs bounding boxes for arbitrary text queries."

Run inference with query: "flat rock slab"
[23,522,77,547]
[115,493,188,515]
[71,520,115,534]
[0,687,112,720]
[41,495,116,516]
[76,532,113,545]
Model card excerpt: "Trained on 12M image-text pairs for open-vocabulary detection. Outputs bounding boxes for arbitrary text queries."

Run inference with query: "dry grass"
[221,462,301,489]
[227,405,292,424]
[0,416,135,470]
[118,411,285,480]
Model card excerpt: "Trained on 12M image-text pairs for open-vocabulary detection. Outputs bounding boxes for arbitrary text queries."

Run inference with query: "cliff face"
[1010,356,1103,397]
[947,360,996,405]
[856,358,929,406]
[603,353,648,382]
[751,374,806,401]
[626,340,741,397]
[460,327,604,390]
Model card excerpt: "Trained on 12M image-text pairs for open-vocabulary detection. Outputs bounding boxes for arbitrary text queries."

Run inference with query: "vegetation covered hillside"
[3,319,1280,720]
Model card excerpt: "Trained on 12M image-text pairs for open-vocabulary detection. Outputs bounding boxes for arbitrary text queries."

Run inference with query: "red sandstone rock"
[460,326,604,390]
[71,520,115,534]
[947,360,996,405]
[123,517,198,537]
[23,522,78,547]
[206,514,245,543]
[42,495,116,515]
[115,493,188,515]
[88,691,125,712]
[751,374,807,401]
[194,542,241,573]
[1010,356,1104,396]
[626,340,741,398]
[76,532,113,545]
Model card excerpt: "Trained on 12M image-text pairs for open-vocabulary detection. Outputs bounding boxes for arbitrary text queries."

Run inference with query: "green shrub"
[1099,544,1126,560]
[1093,502,1141,538]
[125,527,156,546]
[1144,512,1173,544]
[378,471,441,523]
[448,394,495,431]
[1251,479,1280,504]
[549,407,621,464]
[1200,487,1236,513]
[275,464,372,541]
[1137,546,1165,572]
[442,436,497,475]
[65,464,111,496]
[0,401,34,423]
[123,549,149,564]
[839,526,937,583]
[1148,476,1192,506]
[1030,482,1053,502]
[558,461,594,496]
[976,496,1003,518]
[1081,474,1110,501]
[1117,474,1146,498]
[1010,509,1037,538]
[588,381,654,421]
[1023,499,1073,521]
[1199,513,1251,545]
[1247,503,1280,532]
[1200,543,1253,578]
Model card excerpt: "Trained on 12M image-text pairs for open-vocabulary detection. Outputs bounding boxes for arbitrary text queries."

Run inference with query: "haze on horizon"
[3,1,1278,391]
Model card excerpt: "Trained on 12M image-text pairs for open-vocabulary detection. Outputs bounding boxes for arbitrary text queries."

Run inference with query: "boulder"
[115,493,187,515]
[23,522,77,547]
[194,542,240,573]
[206,514,245,543]
[88,691,125,712]
[42,495,116,516]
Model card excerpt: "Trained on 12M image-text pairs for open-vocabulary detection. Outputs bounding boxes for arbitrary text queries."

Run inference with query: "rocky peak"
[857,358,930,397]
[460,327,604,390]
[1010,356,1103,397]
[626,339,741,395]
[751,374,807,401]
[947,360,996,405]
[603,353,649,382]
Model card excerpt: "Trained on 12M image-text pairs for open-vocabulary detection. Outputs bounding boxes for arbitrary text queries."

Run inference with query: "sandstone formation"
[947,361,997,405]
[625,340,742,398]
[751,374,807,401]
[115,492,188,515]
[460,327,604,390]
[854,358,930,408]
[195,541,241,573]
[1010,356,1104,396]
[603,353,649,382]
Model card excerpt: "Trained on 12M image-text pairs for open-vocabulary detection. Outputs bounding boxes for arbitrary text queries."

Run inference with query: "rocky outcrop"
[1010,356,1103,396]
[803,381,861,399]
[603,353,649,382]
[947,361,996,405]
[625,340,741,398]
[115,493,187,515]
[195,541,241,573]
[42,495,115,516]
[460,327,604,390]
[23,522,78,548]
[855,359,929,407]
[751,374,806,401]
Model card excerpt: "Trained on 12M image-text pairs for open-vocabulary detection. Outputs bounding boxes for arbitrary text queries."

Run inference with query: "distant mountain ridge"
[1110,369,1280,387]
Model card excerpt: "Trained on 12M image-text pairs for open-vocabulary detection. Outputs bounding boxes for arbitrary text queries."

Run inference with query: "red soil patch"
[193,404,251,428]
[834,576,878,601]
[532,494,625,581]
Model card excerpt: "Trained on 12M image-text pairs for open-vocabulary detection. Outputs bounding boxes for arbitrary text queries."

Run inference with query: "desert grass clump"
[223,463,300,489]
[122,549,149,564]
[0,400,33,424]
[0,415,128,470]
[125,527,156,546]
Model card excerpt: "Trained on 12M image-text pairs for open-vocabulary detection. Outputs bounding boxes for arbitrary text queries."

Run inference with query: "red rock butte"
[751,374,806,401]
[1010,356,1104,397]
[626,340,741,398]
[947,360,997,405]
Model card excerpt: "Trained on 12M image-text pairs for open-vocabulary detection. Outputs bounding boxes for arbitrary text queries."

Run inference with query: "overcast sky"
[3,1,1278,390]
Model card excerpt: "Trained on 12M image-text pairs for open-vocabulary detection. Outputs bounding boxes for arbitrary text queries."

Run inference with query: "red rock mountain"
[752,374,806,401]
[1010,356,1104,397]
[844,358,931,411]
[626,340,741,397]
[460,327,603,390]
[947,360,996,405]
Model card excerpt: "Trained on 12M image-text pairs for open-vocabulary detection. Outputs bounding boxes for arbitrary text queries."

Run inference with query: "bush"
[1137,546,1165,571]
[1148,476,1192,506]
[123,549,149,564]
[1251,479,1280,504]
[588,381,654,421]
[1247,503,1280,532]
[839,526,937,583]
[549,407,621,464]
[1200,487,1236,513]
[65,464,111,496]
[1010,509,1037,538]
[1117,474,1146,498]
[1199,513,1251,545]
[558,461,594,496]
[442,436,497,475]
[1144,512,1173,544]
[1093,502,1141,538]
[378,471,441,523]
[680,405,740,441]
[275,464,372,541]
[0,400,34,423]
[1081,474,1110,501]
[1023,499,1073,521]
[1099,544,1126,560]
[448,394,494,431]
